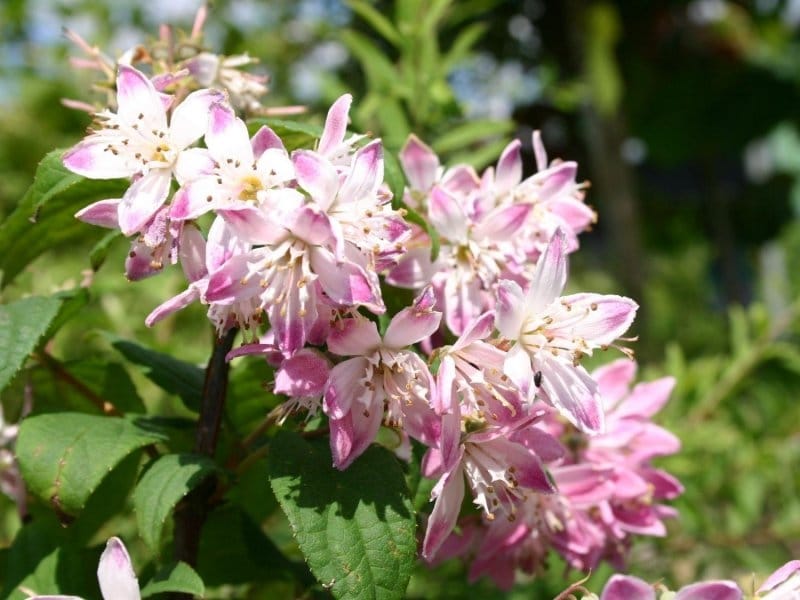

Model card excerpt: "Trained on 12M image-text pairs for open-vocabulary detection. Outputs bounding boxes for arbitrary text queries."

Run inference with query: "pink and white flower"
[64,65,223,236]
[600,574,742,600]
[495,231,638,433]
[324,288,441,469]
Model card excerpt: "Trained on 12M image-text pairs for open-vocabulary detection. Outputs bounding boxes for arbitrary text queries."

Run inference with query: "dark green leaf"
[0,295,63,392]
[348,0,402,47]
[268,431,416,600]
[140,561,205,598]
[133,453,218,551]
[107,336,204,411]
[89,230,123,271]
[16,413,164,518]
[0,149,127,288]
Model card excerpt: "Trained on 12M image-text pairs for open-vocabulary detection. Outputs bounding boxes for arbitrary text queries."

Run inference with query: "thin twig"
[170,328,237,600]
[35,351,121,416]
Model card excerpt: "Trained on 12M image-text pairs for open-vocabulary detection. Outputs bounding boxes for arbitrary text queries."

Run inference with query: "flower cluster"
[63,28,679,587]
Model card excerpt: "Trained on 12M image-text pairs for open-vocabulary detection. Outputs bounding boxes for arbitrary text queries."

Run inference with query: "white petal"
[97,537,140,600]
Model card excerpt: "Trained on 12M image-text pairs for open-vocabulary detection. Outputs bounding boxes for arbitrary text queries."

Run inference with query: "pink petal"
[327,317,381,356]
[116,65,166,130]
[384,244,435,289]
[219,206,289,245]
[318,93,352,156]
[251,125,286,157]
[451,311,495,351]
[63,141,135,179]
[206,216,247,272]
[205,253,262,304]
[171,90,227,150]
[384,287,442,348]
[310,248,380,309]
[555,293,638,347]
[549,196,596,232]
[293,150,339,210]
[441,272,483,336]
[145,287,201,326]
[494,139,522,194]
[616,376,676,419]
[675,581,742,600]
[118,170,172,236]
[400,134,439,191]
[441,165,480,196]
[179,223,208,282]
[593,358,636,406]
[538,354,604,434]
[495,280,527,340]
[324,357,370,419]
[428,186,468,242]
[275,349,330,397]
[528,230,568,312]
[532,130,548,172]
[600,574,655,600]
[329,403,383,470]
[539,161,578,200]
[422,463,465,559]
[758,560,800,594]
[287,205,335,246]
[473,202,532,241]
[170,179,218,221]
[339,140,383,204]
[75,198,120,228]
[97,537,141,600]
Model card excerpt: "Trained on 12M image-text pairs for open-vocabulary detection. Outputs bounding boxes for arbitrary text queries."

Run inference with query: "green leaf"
[0,295,63,392]
[140,561,205,598]
[107,336,204,411]
[246,118,323,152]
[441,22,488,72]
[268,431,416,600]
[0,149,127,287]
[341,30,401,92]
[133,453,218,551]
[383,147,408,208]
[348,0,402,47]
[16,413,165,519]
[431,119,514,155]
[89,230,123,271]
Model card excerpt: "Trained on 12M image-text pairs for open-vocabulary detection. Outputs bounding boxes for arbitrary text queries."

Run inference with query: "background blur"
[1,0,800,597]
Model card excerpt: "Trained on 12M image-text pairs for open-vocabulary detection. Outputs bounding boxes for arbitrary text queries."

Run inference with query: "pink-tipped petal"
[539,354,604,434]
[529,230,568,311]
[675,581,742,600]
[327,317,381,357]
[428,186,468,242]
[556,293,638,347]
[495,280,526,340]
[118,170,172,236]
[205,254,261,304]
[179,223,208,282]
[532,130,548,172]
[422,463,465,560]
[473,203,532,241]
[329,404,383,470]
[97,537,141,600]
[310,249,379,309]
[145,287,201,327]
[116,65,166,130]
[170,179,218,221]
[218,206,288,245]
[251,125,286,157]
[400,134,439,191]
[275,350,330,397]
[593,358,637,406]
[600,574,655,600]
[318,93,352,156]
[383,290,442,348]
[323,357,370,419]
[293,150,339,210]
[75,199,120,228]
[339,140,383,203]
[63,141,135,179]
[494,139,522,194]
[758,560,800,594]
[171,89,226,150]
[616,377,676,419]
